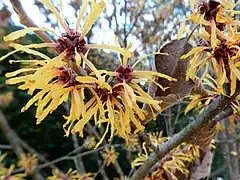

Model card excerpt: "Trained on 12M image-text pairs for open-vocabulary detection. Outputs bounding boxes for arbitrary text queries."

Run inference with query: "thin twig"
[172,104,182,133]
[209,161,229,178]
[85,124,124,177]
[112,0,119,36]
[84,124,109,179]
[13,144,121,174]
[125,0,147,38]
[0,144,12,150]
[216,136,240,144]
[0,110,44,180]
[94,161,106,179]
[67,144,85,156]
[71,134,86,174]
[18,138,57,169]
[0,110,25,156]
[44,144,120,169]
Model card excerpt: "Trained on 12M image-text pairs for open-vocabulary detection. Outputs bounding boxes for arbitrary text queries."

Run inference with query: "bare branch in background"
[112,0,119,36]
[210,161,229,178]
[71,134,86,175]
[12,144,120,174]
[85,123,124,178]
[0,144,12,150]
[0,110,57,171]
[123,0,127,47]
[125,0,147,38]
[0,110,44,180]
[9,0,54,43]
[0,110,24,156]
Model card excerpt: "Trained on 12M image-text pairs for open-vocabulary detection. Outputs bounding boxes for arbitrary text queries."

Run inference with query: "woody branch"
[130,85,240,179]
[9,0,54,43]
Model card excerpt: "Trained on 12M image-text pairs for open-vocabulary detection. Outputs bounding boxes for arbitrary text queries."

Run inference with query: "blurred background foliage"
[0,0,236,179]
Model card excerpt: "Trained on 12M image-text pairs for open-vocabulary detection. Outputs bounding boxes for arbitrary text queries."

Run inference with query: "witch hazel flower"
[2,0,176,147]
[2,0,106,126]
[63,45,176,146]
[1,0,105,66]
[180,0,240,95]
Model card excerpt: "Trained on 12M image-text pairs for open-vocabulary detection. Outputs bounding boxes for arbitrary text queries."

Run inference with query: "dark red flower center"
[213,43,239,61]
[56,66,78,87]
[56,31,88,62]
[93,85,123,102]
[94,87,111,102]
[3,176,11,180]
[115,65,133,83]
[198,1,220,20]
[198,0,224,30]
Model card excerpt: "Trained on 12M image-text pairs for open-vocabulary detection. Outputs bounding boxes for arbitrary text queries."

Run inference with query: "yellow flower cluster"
[0,153,93,180]
[102,147,119,166]
[180,0,240,96]
[0,153,26,180]
[185,68,240,115]
[18,154,38,175]
[84,136,97,149]
[0,92,13,107]
[131,132,200,180]
[1,0,175,146]
[185,74,219,114]
[47,168,93,180]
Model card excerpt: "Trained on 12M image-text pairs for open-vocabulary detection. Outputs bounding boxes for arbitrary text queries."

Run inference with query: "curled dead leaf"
[144,38,207,123]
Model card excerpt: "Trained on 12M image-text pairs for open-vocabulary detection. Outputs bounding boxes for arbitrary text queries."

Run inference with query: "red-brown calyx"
[115,65,133,83]
[93,85,122,102]
[213,42,239,62]
[56,31,88,62]
[94,86,116,102]
[198,0,224,30]
[56,66,78,87]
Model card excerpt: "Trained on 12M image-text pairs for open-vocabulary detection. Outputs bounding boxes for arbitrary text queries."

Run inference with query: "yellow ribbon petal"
[81,0,105,37]
[86,44,134,60]
[3,27,57,41]
[10,43,50,59]
[76,0,90,32]
[40,0,70,33]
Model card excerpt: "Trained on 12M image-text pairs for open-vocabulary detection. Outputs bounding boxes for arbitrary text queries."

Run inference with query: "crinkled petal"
[10,43,50,59]
[40,0,70,33]
[3,27,58,41]
[87,44,134,60]
[0,49,19,62]
[5,68,37,78]
[81,0,105,37]
[76,0,90,32]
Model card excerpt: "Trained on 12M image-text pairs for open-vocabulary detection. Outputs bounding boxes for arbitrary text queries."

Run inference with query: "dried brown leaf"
[144,38,206,123]
[154,38,194,96]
